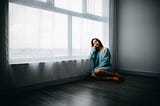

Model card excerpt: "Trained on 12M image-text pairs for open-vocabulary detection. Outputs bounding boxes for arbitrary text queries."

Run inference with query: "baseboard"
[0,74,90,96]
[119,70,160,77]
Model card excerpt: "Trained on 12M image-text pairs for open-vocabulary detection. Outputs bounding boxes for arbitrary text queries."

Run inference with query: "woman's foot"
[107,76,119,81]
[114,72,123,78]
[114,72,120,76]
[92,72,96,77]
[114,72,125,81]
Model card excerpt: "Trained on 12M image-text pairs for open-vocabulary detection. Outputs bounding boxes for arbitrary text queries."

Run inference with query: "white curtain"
[9,3,68,63]
[87,0,103,16]
[9,0,108,63]
[55,0,82,13]
[1,0,110,92]
[109,0,119,71]
[72,17,104,57]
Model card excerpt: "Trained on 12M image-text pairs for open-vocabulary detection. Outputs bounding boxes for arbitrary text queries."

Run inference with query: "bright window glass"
[36,0,47,2]
[55,0,82,13]
[87,0,102,16]
[9,3,68,61]
[9,0,109,63]
[72,17,104,57]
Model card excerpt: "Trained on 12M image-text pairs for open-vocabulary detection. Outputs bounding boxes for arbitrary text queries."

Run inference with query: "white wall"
[117,0,160,73]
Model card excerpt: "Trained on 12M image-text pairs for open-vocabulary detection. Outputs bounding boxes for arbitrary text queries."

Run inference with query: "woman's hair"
[91,38,103,47]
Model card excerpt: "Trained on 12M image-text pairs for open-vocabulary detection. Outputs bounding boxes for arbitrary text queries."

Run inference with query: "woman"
[89,38,121,81]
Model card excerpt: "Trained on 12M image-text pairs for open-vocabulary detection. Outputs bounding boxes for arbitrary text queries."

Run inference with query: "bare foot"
[114,72,122,77]
[107,76,119,81]
[91,72,96,77]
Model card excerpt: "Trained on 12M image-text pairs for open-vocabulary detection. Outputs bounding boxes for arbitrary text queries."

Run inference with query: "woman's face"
[93,39,100,48]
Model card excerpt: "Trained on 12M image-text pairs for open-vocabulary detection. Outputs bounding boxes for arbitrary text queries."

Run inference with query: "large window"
[36,0,47,2]
[87,0,103,16]
[55,0,82,13]
[72,17,104,56]
[9,0,109,63]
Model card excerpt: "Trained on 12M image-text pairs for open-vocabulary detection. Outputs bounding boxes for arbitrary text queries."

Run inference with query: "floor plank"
[1,74,160,106]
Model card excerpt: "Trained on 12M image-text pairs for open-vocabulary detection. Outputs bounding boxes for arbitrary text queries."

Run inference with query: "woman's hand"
[92,46,97,52]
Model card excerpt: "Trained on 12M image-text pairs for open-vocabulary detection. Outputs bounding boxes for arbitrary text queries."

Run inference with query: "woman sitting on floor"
[89,38,122,81]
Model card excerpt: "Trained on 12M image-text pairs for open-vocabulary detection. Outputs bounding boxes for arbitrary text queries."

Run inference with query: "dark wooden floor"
[1,74,160,106]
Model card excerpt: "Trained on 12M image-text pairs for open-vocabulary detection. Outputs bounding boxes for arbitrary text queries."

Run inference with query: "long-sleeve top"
[89,47,112,72]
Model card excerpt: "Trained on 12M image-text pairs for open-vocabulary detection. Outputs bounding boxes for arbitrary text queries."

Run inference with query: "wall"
[117,0,160,74]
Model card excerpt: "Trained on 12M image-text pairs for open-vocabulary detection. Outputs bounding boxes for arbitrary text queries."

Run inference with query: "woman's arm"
[95,48,111,69]
[89,46,97,60]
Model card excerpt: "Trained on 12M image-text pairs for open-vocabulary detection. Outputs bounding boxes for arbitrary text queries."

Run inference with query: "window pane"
[72,17,104,57]
[9,3,68,62]
[87,0,102,16]
[36,0,47,2]
[55,0,82,13]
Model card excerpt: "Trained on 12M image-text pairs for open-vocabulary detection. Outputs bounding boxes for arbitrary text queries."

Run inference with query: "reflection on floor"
[1,74,160,106]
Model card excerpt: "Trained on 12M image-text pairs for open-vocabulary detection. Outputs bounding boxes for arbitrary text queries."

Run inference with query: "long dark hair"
[91,38,103,48]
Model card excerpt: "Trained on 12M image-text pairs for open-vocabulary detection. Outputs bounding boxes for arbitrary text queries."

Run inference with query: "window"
[87,0,103,16]
[72,17,104,56]
[9,0,109,63]
[36,0,47,2]
[9,3,67,62]
[55,0,82,13]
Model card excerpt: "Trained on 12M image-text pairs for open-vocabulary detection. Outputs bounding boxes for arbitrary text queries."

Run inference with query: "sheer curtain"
[72,0,108,57]
[87,0,103,16]
[9,3,68,63]
[72,17,104,57]
[55,0,82,13]
[9,0,109,63]
[36,0,47,2]
[109,0,119,71]
[0,0,12,90]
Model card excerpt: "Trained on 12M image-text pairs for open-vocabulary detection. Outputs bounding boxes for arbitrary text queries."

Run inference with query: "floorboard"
[1,74,160,106]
